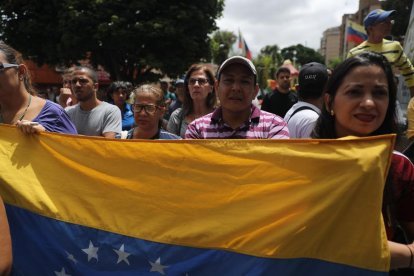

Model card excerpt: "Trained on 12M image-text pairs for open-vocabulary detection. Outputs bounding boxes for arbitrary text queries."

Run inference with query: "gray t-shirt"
[167,108,188,138]
[65,102,122,136]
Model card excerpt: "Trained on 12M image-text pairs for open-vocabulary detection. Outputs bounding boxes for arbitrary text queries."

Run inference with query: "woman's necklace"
[0,94,32,124]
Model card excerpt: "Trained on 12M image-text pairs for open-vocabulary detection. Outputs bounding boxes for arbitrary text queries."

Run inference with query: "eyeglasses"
[70,78,90,85]
[189,78,210,86]
[133,104,160,114]
[0,63,19,72]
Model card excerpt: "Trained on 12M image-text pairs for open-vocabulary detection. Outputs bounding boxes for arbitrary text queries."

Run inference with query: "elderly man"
[185,56,289,139]
[348,9,414,97]
[65,66,122,138]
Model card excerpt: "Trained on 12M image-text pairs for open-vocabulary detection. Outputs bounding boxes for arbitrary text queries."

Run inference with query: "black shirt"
[261,89,298,117]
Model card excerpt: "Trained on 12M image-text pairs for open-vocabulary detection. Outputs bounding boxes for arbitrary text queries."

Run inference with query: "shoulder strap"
[287,106,317,123]
[178,109,184,135]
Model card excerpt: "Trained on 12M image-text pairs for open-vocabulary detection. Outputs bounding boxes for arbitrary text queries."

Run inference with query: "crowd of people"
[1,8,414,274]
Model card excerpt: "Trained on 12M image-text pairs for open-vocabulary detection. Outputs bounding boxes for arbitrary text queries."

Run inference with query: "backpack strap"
[287,106,318,123]
[178,109,184,136]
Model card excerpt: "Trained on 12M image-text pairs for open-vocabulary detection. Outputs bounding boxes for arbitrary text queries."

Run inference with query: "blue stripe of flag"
[6,205,386,276]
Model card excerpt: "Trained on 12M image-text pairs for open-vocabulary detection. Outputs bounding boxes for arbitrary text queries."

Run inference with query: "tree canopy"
[281,44,324,67]
[0,0,224,83]
[253,43,324,89]
[381,0,413,39]
[210,30,236,65]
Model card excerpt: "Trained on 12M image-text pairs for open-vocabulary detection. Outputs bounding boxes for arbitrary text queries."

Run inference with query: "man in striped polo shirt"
[347,9,414,97]
[185,56,289,139]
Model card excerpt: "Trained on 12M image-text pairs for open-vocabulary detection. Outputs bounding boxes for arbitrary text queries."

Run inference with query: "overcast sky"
[216,0,360,55]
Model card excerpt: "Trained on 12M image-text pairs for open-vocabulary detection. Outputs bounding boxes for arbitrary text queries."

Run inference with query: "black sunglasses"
[0,63,19,71]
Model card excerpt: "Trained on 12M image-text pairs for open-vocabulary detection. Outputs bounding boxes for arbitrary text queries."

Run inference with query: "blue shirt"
[33,100,77,134]
[122,103,134,131]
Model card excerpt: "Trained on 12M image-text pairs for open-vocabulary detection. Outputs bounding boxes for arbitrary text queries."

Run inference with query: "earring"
[330,110,335,116]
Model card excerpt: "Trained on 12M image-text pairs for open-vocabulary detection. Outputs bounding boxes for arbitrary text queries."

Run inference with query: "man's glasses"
[0,63,19,72]
[133,104,160,114]
[70,78,90,85]
[188,78,210,86]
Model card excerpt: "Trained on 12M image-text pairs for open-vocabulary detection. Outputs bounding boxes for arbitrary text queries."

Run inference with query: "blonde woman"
[117,84,180,140]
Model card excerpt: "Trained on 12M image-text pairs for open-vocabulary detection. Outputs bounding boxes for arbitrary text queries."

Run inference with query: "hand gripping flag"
[0,125,392,275]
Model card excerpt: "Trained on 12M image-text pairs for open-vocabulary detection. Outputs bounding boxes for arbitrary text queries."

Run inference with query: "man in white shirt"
[284,62,328,138]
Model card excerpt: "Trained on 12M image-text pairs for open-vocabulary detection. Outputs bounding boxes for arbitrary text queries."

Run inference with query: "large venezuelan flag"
[0,125,392,275]
[347,21,368,45]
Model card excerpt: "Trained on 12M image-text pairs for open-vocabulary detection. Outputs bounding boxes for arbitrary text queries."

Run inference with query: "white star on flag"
[65,251,78,264]
[149,257,169,275]
[54,267,71,276]
[82,240,99,262]
[114,244,131,265]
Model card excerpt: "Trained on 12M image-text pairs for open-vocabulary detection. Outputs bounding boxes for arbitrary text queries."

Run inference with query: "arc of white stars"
[54,267,71,276]
[114,244,131,265]
[82,240,99,262]
[65,251,78,264]
[149,257,169,275]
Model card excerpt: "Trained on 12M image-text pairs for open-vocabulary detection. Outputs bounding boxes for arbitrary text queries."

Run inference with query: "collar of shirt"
[211,105,261,127]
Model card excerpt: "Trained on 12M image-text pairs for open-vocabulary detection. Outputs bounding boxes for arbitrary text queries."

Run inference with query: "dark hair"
[0,41,36,95]
[312,51,397,138]
[182,64,217,116]
[72,66,98,83]
[106,81,132,101]
[275,67,291,79]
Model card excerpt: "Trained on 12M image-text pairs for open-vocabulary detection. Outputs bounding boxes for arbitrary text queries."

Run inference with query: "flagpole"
[343,18,349,60]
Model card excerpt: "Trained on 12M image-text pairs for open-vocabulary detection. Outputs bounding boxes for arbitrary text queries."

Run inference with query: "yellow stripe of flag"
[0,125,392,272]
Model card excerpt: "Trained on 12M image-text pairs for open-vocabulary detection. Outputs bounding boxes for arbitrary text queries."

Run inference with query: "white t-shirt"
[284,101,320,138]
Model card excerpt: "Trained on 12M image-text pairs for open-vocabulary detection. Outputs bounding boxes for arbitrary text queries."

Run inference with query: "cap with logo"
[298,62,328,93]
[216,56,256,79]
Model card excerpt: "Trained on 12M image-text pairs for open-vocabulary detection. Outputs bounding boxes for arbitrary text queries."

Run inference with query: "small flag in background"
[346,21,368,45]
[238,30,253,60]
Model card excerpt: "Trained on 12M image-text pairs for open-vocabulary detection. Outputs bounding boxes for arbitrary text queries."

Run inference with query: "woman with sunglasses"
[167,64,217,138]
[117,84,180,139]
[312,52,414,271]
[0,42,77,135]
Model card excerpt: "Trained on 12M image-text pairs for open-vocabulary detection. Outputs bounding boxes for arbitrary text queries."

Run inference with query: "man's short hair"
[275,67,291,79]
[73,66,98,83]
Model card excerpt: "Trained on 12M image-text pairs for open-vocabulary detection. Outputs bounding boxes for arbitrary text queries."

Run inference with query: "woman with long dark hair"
[0,42,76,134]
[167,64,217,138]
[313,51,414,271]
